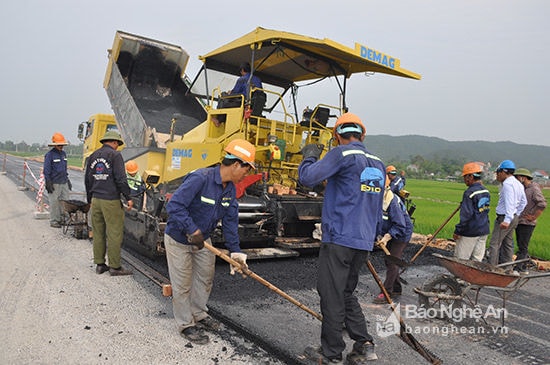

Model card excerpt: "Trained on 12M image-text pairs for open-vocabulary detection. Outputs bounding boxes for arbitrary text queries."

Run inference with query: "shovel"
[203,242,323,321]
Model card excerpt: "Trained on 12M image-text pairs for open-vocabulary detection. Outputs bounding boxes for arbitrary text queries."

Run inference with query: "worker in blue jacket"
[43,132,71,228]
[453,162,491,262]
[164,139,255,346]
[299,112,383,364]
[373,180,413,304]
[230,62,262,98]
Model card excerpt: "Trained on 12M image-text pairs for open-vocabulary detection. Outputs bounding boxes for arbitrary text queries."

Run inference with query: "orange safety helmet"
[461,162,482,176]
[333,112,366,137]
[224,139,256,168]
[48,132,68,146]
[386,165,397,174]
[125,160,139,175]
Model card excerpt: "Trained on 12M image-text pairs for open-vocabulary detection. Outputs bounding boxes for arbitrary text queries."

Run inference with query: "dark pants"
[317,242,373,359]
[384,239,407,294]
[515,224,535,270]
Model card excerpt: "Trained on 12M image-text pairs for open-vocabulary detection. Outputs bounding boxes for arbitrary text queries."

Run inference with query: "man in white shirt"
[487,160,527,266]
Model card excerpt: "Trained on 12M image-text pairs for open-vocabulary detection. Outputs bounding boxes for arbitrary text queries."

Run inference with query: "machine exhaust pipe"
[154,196,166,217]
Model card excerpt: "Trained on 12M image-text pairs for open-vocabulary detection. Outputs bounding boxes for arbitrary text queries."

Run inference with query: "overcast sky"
[1,0,548,147]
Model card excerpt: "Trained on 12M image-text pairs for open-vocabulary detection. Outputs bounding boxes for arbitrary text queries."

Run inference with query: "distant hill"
[364,135,550,172]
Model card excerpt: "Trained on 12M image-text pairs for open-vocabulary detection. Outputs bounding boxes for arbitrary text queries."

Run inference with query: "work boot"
[95,264,110,274]
[196,316,221,331]
[181,326,209,345]
[109,266,133,276]
[50,222,62,228]
[300,346,342,364]
[347,341,377,363]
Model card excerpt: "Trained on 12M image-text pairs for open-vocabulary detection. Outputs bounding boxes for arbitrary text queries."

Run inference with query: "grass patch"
[408,178,550,261]
[4,151,83,169]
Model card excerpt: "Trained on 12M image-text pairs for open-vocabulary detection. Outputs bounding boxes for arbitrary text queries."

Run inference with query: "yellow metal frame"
[97,28,421,188]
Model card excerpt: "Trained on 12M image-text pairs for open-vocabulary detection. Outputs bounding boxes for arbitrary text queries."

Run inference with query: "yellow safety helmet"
[48,132,68,146]
[462,162,482,177]
[333,112,366,137]
[125,160,139,174]
[224,139,256,168]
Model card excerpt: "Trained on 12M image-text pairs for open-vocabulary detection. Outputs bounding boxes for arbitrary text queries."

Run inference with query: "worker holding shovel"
[372,178,413,304]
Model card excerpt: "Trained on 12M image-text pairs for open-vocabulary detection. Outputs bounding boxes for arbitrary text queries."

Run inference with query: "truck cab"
[78,113,123,169]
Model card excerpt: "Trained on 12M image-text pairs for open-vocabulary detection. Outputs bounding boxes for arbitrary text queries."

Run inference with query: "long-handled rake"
[203,242,323,321]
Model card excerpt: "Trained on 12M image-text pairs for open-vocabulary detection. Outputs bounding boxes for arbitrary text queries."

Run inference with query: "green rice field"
[407,178,550,261]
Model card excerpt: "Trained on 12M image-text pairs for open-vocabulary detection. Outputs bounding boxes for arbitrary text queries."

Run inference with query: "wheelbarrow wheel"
[418,274,463,319]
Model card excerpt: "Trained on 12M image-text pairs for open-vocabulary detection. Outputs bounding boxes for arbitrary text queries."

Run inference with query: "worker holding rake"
[164,139,255,345]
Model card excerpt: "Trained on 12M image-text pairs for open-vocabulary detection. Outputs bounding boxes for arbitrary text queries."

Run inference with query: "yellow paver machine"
[101,27,420,258]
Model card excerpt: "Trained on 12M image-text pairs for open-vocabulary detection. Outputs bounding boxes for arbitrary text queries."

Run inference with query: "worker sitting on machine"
[213,62,263,126]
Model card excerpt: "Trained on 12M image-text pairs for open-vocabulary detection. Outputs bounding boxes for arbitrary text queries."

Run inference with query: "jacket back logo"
[360,167,384,193]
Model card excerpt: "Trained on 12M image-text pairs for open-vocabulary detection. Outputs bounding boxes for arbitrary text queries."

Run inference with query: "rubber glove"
[300,144,324,160]
[187,231,205,249]
[67,179,72,191]
[45,180,54,194]
[230,252,248,277]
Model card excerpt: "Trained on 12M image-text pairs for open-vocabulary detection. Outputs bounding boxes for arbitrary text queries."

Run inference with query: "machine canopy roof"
[199,27,420,89]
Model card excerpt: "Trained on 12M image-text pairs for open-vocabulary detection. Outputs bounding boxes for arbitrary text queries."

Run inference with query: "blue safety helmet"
[496,159,515,173]
[335,124,364,135]
[333,112,366,137]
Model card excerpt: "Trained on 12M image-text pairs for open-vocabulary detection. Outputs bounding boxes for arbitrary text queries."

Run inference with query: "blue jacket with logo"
[165,166,241,253]
[454,182,491,237]
[298,141,385,251]
[43,148,68,184]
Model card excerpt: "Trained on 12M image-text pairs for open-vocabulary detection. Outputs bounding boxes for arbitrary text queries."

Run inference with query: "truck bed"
[105,31,206,148]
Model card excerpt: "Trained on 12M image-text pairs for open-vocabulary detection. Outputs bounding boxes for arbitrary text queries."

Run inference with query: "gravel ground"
[0,174,284,365]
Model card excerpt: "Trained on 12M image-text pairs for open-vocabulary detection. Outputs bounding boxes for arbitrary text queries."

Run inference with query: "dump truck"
[97,28,420,259]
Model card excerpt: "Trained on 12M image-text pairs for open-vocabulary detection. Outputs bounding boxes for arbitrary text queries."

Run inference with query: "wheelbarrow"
[60,199,90,239]
[414,253,550,327]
